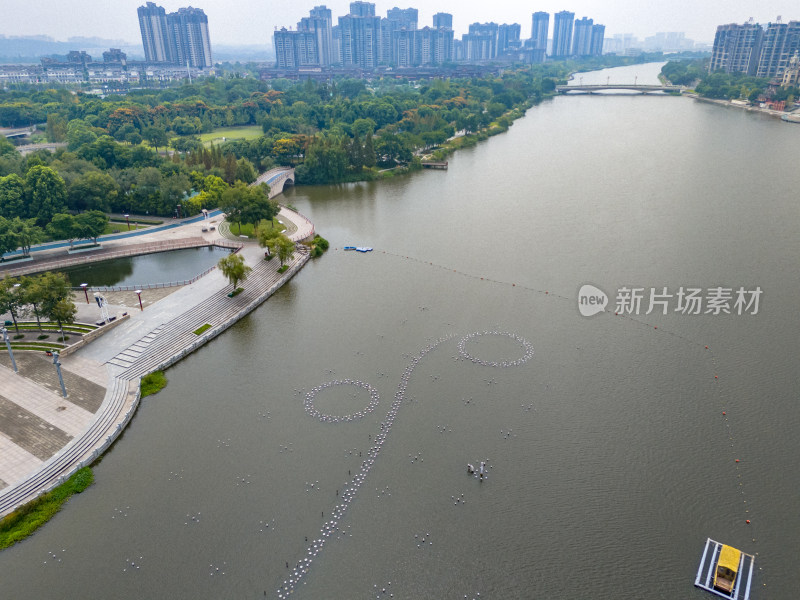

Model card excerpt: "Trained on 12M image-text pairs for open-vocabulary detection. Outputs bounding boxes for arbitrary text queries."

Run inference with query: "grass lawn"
[198,126,263,146]
[225,218,285,239]
[103,221,149,235]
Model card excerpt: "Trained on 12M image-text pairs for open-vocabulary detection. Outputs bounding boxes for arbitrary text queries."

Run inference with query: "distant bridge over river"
[556,84,681,94]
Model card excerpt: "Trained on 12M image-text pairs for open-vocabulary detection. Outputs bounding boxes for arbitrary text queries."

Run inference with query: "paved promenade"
[0,207,312,517]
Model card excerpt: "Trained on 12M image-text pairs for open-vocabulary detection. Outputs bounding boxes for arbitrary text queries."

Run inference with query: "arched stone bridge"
[556,84,681,94]
[255,167,295,199]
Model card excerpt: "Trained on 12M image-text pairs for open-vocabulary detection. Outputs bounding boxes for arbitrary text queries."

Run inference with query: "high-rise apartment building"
[462,22,499,60]
[530,12,549,52]
[709,22,765,75]
[349,1,375,17]
[571,17,593,56]
[386,7,418,30]
[274,28,319,68]
[756,20,800,78]
[137,3,212,67]
[381,7,418,65]
[590,24,605,56]
[298,6,335,66]
[498,23,521,55]
[339,4,380,68]
[552,11,574,57]
[168,7,212,68]
[433,13,453,31]
[138,2,171,63]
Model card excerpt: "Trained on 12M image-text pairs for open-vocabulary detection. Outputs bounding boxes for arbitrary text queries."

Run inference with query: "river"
[1,62,798,599]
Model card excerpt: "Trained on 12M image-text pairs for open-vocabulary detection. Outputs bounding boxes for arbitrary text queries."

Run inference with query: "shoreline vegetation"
[0,467,94,550]
[660,58,799,119]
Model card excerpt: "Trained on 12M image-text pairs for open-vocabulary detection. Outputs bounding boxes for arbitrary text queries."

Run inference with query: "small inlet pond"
[58,246,233,288]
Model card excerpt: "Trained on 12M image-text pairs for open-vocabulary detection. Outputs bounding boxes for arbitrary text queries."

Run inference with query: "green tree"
[0,173,26,218]
[143,126,169,153]
[68,171,118,212]
[8,217,44,256]
[239,184,277,229]
[75,210,109,244]
[47,213,80,248]
[46,114,68,143]
[0,137,16,157]
[0,216,16,256]
[49,298,78,341]
[170,135,202,153]
[264,232,295,267]
[0,277,25,332]
[27,272,71,333]
[218,252,251,291]
[24,165,67,226]
[235,157,257,184]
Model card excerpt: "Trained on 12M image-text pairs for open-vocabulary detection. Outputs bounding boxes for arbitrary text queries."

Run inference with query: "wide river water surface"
[1,62,799,599]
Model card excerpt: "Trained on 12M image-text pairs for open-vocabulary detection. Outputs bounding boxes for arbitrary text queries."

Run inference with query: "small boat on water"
[343,246,356,251]
[355,247,373,252]
[781,112,800,123]
[694,538,755,600]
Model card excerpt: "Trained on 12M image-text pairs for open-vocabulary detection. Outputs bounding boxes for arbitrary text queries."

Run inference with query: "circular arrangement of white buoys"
[457,331,534,368]
[303,379,380,423]
[277,331,532,599]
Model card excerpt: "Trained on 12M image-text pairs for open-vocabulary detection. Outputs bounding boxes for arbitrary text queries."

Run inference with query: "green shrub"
[314,235,329,251]
[141,371,167,398]
[37,334,49,340]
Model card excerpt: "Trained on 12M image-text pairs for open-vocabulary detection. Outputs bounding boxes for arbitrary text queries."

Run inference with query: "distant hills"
[0,35,274,64]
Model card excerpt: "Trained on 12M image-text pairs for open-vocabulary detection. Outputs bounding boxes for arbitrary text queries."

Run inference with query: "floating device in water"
[694,538,754,600]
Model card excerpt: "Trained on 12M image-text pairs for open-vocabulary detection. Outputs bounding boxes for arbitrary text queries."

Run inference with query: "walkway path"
[0,207,312,517]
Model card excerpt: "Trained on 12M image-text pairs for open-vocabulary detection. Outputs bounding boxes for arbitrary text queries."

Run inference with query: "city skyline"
[3,0,800,47]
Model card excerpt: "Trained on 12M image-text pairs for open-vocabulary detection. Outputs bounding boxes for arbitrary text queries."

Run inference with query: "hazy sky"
[1,0,798,46]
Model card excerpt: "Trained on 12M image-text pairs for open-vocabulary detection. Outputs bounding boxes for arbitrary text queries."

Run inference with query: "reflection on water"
[59,246,233,287]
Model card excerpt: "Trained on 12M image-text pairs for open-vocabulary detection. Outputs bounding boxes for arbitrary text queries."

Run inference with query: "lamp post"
[80,283,89,303]
[124,214,130,230]
[135,289,143,311]
[52,350,67,398]
[2,327,18,373]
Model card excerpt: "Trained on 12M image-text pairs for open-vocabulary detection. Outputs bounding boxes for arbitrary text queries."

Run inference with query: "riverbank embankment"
[0,206,313,519]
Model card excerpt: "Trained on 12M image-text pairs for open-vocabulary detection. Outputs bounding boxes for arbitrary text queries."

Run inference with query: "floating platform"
[343,246,356,251]
[355,247,373,252]
[694,538,755,600]
[421,161,448,169]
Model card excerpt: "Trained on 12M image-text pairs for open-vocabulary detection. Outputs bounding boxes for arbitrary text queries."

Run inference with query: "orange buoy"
[746,520,750,524]
[654,326,658,329]
[735,459,739,463]
[715,375,718,379]
[512,283,515,287]
[722,411,726,415]
[705,345,709,349]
